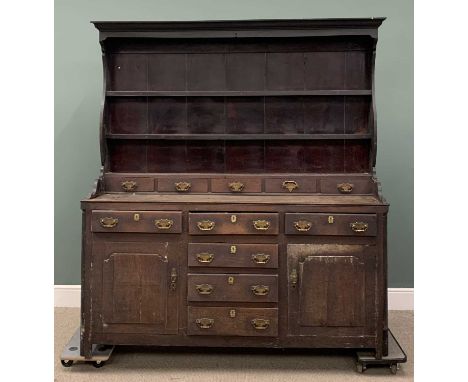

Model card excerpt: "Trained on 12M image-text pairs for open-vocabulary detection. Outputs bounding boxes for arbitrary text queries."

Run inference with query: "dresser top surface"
[83,193,386,206]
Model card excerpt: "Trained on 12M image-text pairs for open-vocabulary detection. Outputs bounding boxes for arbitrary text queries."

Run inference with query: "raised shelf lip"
[105,133,372,140]
[106,90,372,97]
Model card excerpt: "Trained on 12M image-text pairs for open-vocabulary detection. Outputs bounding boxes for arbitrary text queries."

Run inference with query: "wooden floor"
[55,308,413,382]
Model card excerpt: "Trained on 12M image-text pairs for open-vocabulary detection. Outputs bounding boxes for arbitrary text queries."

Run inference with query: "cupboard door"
[287,244,376,336]
[97,241,180,334]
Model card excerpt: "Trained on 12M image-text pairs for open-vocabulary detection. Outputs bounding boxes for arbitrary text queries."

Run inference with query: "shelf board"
[106,90,372,97]
[105,133,373,140]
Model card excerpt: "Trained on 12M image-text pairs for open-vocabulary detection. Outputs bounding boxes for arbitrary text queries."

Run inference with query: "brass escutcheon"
[251,285,270,296]
[99,217,118,228]
[231,214,237,223]
[121,180,137,192]
[294,220,312,232]
[253,220,270,231]
[133,213,140,221]
[350,221,369,233]
[251,318,270,330]
[251,253,270,264]
[290,268,298,288]
[230,245,237,254]
[197,220,215,231]
[229,309,236,318]
[282,180,299,192]
[175,181,191,192]
[228,276,235,285]
[196,252,214,263]
[328,215,334,224]
[195,283,214,295]
[337,183,354,194]
[195,318,214,329]
[228,181,245,192]
[154,218,173,230]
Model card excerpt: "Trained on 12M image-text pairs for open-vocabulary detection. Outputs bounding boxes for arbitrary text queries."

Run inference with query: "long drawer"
[187,306,278,336]
[285,213,377,236]
[187,274,278,302]
[189,213,279,235]
[188,243,278,268]
[91,210,182,233]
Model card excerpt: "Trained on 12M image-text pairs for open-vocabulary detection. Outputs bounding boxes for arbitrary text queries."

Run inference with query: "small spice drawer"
[157,178,209,193]
[285,213,377,236]
[187,273,278,303]
[211,178,262,193]
[104,176,154,192]
[265,177,317,193]
[321,179,374,194]
[188,243,278,268]
[187,306,278,337]
[91,210,182,233]
[189,212,279,235]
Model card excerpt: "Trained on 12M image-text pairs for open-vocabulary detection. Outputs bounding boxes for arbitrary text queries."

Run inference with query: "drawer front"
[188,306,278,336]
[321,179,374,194]
[157,178,208,193]
[189,213,279,235]
[91,210,182,233]
[285,213,377,236]
[188,243,278,268]
[105,176,154,192]
[187,274,278,302]
[211,178,262,193]
[265,177,317,193]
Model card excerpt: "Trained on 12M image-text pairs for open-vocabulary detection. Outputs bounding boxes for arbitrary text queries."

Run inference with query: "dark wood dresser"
[81,18,389,360]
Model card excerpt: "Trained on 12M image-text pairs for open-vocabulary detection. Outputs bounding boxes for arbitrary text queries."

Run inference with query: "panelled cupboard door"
[287,244,377,337]
[96,241,180,335]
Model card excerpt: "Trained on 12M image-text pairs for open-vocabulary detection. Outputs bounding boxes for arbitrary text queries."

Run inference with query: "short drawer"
[188,243,278,268]
[189,213,279,235]
[187,306,278,336]
[187,274,278,302]
[265,177,317,193]
[104,176,154,192]
[285,213,377,236]
[157,178,208,193]
[211,178,262,193]
[91,210,182,233]
[321,179,374,194]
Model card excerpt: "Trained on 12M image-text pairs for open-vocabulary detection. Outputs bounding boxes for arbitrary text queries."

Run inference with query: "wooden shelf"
[105,133,373,140]
[106,90,372,97]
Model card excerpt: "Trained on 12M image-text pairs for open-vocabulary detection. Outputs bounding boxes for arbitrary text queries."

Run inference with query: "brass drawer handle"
[228,181,245,192]
[195,283,214,295]
[350,221,369,233]
[251,285,270,296]
[175,181,191,192]
[170,268,177,291]
[282,180,298,192]
[99,217,118,228]
[121,180,137,192]
[197,220,215,231]
[251,318,270,330]
[196,252,214,263]
[154,218,173,230]
[195,317,214,329]
[294,220,312,232]
[290,268,298,288]
[251,253,270,264]
[253,220,270,231]
[337,183,354,193]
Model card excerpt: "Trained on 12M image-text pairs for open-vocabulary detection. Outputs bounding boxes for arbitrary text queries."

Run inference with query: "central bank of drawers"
[187,212,279,337]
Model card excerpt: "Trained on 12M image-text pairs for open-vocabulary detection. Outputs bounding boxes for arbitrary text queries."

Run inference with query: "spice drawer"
[91,210,182,233]
[188,243,278,268]
[265,177,317,193]
[189,212,279,235]
[187,273,278,302]
[188,307,278,336]
[285,213,377,236]
[211,178,262,193]
[321,179,374,194]
[157,178,209,193]
[104,176,154,192]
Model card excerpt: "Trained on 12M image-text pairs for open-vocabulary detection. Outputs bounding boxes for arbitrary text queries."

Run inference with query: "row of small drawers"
[92,211,377,236]
[106,176,373,194]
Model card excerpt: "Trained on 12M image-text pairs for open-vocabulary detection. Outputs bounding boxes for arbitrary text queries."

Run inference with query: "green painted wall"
[55,0,413,287]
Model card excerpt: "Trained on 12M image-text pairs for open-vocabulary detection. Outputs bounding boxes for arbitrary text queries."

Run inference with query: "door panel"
[288,244,375,337]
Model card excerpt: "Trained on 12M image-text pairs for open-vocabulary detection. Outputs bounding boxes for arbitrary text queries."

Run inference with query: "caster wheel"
[92,360,105,368]
[390,364,398,374]
[356,363,365,373]
[61,359,73,368]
